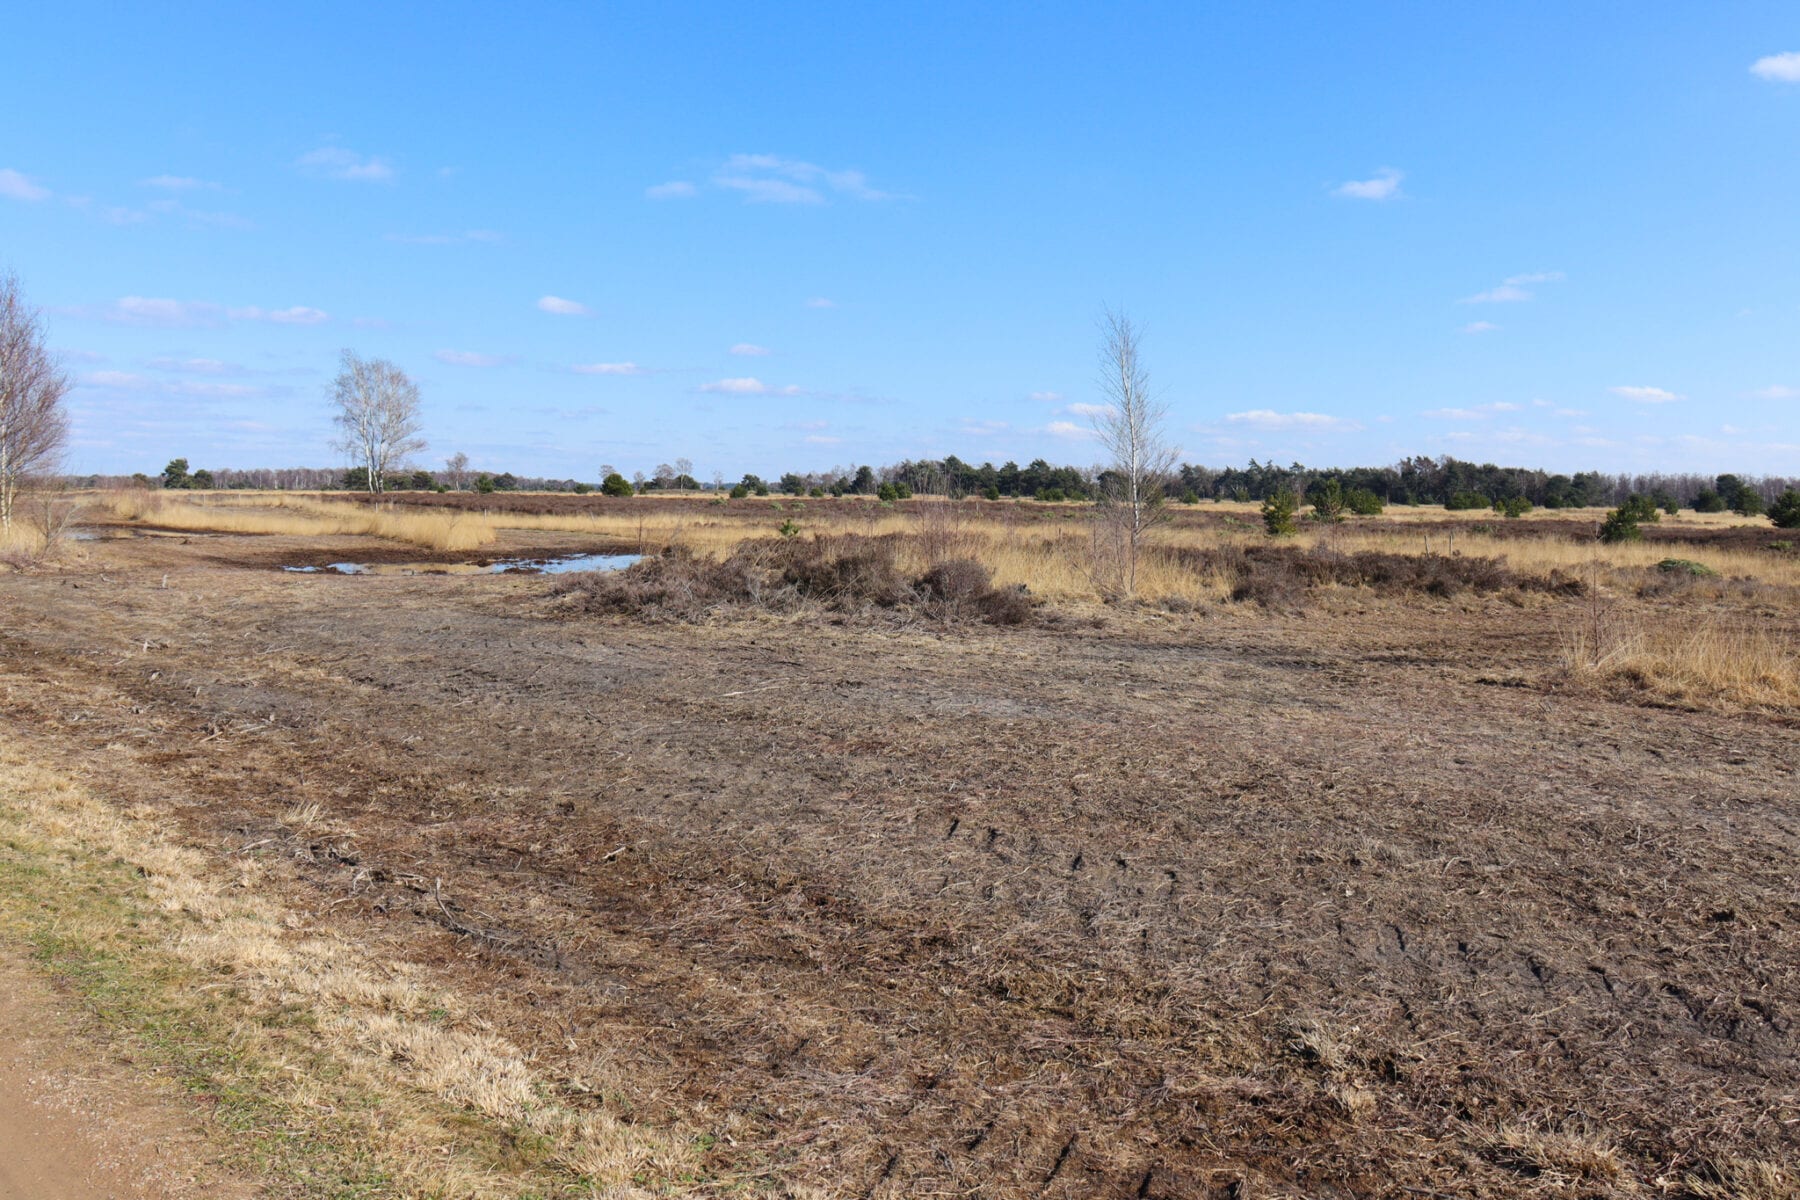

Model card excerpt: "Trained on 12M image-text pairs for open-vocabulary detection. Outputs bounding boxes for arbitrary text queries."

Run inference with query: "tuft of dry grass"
[1482,1122,1623,1183]
[1561,606,1800,710]
[0,746,698,1197]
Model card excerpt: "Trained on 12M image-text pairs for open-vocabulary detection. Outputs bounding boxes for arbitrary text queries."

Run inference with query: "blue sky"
[4,2,1798,479]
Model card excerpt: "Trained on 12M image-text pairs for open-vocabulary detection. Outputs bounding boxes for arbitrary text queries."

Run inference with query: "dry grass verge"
[1560,602,1800,712]
[0,746,699,1198]
[103,491,497,553]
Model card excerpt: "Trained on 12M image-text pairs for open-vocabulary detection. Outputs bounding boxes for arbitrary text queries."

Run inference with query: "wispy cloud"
[1028,390,1064,403]
[1224,410,1362,431]
[536,295,591,316]
[0,168,51,202]
[804,297,836,309]
[1333,168,1404,201]
[141,174,220,191]
[571,362,644,376]
[234,305,329,325]
[1749,384,1797,400]
[1460,270,1564,304]
[59,297,247,328]
[386,229,503,245]
[803,434,841,445]
[1751,51,1800,82]
[1610,385,1682,404]
[960,418,1008,437]
[435,350,510,368]
[1423,401,1520,420]
[1461,321,1500,334]
[1064,402,1112,418]
[296,146,395,182]
[699,377,801,396]
[729,343,770,356]
[663,154,899,205]
[1046,420,1097,439]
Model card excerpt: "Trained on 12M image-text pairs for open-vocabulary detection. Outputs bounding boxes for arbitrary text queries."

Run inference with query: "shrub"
[876,482,900,502]
[983,485,1002,501]
[571,481,593,495]
[1598,505,1645,543]
[1038,487,1066,502]
[1733,489,1764,517]
[1656,558,1717,577]
[1767,489,1800,529]
[1306,478,1346,521]
[1345,487,1383,515]
[728,483,750,499]
[1179,490,1199,505]
[600,472,634,497]
[809,486,826,498]
[1494,496,1533,519]
[777,518,800,538]
[1262,491,1299,537]
[1445,491,1490,511]
[1692,489,1726,513]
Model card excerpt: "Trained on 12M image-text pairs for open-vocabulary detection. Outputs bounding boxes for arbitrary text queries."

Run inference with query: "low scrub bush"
[553,535,1037,625]
[1656,558,1718,577]
[1168,544,1582,609]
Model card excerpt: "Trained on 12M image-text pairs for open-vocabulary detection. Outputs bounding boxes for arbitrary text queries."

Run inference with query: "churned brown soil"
[1,525,1795,1198]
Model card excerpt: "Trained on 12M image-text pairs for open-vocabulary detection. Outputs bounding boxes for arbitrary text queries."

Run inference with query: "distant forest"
[74,454,1797,511]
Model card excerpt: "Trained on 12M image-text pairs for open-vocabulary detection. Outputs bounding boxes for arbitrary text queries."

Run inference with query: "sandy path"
[0,949,252,1200]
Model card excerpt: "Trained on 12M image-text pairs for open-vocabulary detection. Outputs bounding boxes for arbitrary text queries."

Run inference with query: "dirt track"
[1,529,1796,1196]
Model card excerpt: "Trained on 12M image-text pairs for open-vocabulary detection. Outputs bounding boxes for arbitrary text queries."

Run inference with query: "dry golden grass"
[0,746,697,1198]
[104,491,497,552]
[1562,607,1800,710]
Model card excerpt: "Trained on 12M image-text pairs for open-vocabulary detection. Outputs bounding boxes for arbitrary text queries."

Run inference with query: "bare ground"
[1,528,1796,1197]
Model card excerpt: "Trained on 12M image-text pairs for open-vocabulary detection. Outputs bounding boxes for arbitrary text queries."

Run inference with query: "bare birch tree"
[1091,308,1177,597]
[329,350,425,493]
[443,451,471,491]
[0,273,71,531]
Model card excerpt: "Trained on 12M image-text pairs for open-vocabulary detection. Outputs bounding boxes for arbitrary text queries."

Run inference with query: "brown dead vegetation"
[1,515,1796,1197]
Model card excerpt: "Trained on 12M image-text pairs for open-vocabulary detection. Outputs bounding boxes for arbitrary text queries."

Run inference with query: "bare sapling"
[0,273,71,532]
[330,349,426,493]
[1091,307,1178,597]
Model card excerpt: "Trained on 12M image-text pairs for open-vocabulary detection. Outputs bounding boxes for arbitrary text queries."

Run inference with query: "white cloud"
[1750,385,1797,400]
[141,175,219,191]
[699,377,803,396]
[0,168,50,202]
[571,362,644,376]
[804,297,836,309]
[386,229,503,245]
[645,181,698,199]
[1333,168,1403,201]
[710,154,896,205]
[960,418,1008,436]
[536,295,591,316]
[1224,410,1362,431]
[234,305,329,325]
[1028,390,1064,403]
[1064,402,1112,418]
[98,297,221,327]
[296,146,394,182]
[1422,401,1521,420]
[1751,51,1800,82]
[1610,385,1683,404]
[729,343,770,356]
[435,350,508,368]
[1046,420,1097,439]
[82,370,149,389]
[803,434,842,445]
[1461,321,1500,334]
[1460,270,1564,304]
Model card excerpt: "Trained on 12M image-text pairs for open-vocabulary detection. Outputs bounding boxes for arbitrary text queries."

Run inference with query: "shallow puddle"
[283,552,642,577]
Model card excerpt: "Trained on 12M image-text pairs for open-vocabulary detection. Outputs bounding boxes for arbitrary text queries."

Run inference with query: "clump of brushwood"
[552,534,1036,626]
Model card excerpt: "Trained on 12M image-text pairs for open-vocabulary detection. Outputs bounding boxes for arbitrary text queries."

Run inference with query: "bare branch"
[329,350,426,493]
[1090,307,1178,597]
[0,273,71,531]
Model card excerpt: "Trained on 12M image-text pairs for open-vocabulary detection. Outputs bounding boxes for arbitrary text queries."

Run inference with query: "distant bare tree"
[329,350,425,493]
[0,273,71,532]
[674,457,693,481]
[443,451,471,491]
[1091,308,1177,597]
